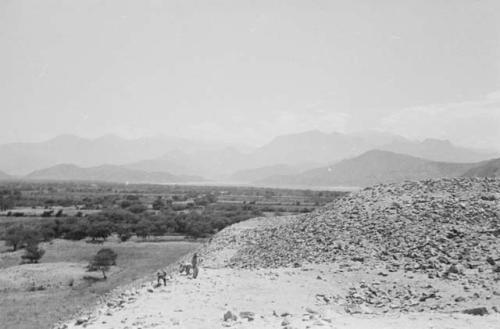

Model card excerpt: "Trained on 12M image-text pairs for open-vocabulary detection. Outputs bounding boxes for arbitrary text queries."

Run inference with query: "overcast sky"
[1,0,499,149]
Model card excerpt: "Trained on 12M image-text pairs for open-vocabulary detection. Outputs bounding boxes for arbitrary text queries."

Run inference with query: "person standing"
[191,253,199,279]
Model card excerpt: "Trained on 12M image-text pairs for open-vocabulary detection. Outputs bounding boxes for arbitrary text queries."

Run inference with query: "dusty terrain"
[59,265,500,329]
[57,178,500,329]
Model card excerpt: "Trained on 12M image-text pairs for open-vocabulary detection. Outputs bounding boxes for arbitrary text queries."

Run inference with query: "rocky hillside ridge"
[204,177,500,275]
[463,158,500,178]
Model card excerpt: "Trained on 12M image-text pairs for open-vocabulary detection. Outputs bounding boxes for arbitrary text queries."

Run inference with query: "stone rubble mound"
[218,178,500,277]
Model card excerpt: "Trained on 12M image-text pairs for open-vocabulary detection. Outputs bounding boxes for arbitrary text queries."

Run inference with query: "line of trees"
[2,204,263,251]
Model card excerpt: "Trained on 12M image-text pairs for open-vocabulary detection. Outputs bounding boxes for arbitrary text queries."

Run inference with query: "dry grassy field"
[0,237,200,329]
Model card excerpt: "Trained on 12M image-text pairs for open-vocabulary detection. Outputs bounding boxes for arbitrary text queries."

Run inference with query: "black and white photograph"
[1,1,499,328]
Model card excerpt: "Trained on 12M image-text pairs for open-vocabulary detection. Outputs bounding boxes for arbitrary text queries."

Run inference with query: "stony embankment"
[226,178,500,272]
[57,178,500,329]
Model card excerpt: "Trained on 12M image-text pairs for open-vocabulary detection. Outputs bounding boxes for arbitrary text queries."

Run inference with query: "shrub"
[41,210,54,217]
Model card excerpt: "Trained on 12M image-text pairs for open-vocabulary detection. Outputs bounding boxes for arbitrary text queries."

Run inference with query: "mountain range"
[0,131,498,187]
[26,164,204,184]
[0,134,226,176]
[255,150,478,187]
[126,131,497,179]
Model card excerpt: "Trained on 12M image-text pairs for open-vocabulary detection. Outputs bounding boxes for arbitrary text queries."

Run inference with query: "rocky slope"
[218,178,500,272]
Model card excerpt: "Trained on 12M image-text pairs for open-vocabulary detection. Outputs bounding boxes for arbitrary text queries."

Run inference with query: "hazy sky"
[1,0,500,149]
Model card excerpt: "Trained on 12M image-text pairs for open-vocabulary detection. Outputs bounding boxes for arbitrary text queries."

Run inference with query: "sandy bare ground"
[59,264,500,329]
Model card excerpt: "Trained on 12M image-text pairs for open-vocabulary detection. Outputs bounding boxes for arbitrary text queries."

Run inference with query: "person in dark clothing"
[191,253,199,279]
[157,270,167,286]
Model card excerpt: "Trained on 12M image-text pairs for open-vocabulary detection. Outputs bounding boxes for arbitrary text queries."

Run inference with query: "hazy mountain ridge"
[0,131,497,181]
[379,138,494,163]
[126,148,250,179]
[0,134,226,175]
[462,158,500,177]
[26,164,204,184]
[0,170,12,180]
[257,150,477,187]
[127,131,497,180]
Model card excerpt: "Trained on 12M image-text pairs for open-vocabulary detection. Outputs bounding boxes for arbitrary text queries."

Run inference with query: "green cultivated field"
[0,238,200,329]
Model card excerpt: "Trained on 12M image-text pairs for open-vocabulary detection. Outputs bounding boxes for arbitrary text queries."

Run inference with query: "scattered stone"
[486,257,496,266]
[305,307,318,314]
[75,317,88,326]
[223,310,237,322]
[239,311,255,321]
[462,307,489,316]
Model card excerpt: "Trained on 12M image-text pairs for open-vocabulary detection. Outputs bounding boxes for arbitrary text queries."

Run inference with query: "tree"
[62,222,88,240]
[116,225,133,242]
[152,196,165,210]
[127,203,147,214]
[89,248,117,279]
[3,225,40,251]
[86,221,113,241]
[39,221,59,241]
[133,219,152,239]
[3,225,25,251]
[21,242,45,263]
